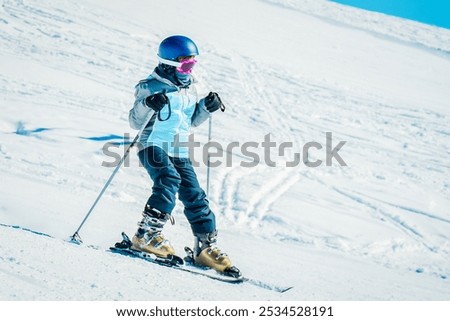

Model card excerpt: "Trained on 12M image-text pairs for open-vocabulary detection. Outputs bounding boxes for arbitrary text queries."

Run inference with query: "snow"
[1,0,449,300]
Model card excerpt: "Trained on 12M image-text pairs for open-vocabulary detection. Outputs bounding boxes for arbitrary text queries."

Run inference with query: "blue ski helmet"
[158,35,199,61]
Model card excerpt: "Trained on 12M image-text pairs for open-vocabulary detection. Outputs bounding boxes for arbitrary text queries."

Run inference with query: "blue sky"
[330,0,450,29]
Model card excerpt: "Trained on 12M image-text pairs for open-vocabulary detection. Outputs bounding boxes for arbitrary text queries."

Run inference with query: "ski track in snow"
[215,55,305,227]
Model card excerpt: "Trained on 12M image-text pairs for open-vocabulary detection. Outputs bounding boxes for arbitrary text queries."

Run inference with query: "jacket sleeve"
[129,83,155,130]
[191,98,211,127]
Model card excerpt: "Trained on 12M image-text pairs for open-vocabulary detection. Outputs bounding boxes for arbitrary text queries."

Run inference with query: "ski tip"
[242,277,294,293]
[280,286,294,293]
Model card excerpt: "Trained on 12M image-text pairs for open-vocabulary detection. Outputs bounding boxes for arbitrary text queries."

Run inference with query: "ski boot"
[131,206,176,258]
[189,230,242,278]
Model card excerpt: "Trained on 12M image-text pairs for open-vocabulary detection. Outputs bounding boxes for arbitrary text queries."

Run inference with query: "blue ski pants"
[138,146,216,235]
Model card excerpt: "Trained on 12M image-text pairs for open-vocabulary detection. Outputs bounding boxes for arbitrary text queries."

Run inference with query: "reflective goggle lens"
[177,58,197,74]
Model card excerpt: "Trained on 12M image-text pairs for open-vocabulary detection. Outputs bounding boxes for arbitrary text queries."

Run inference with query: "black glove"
[145,93,168,112]
[204,92,223,113]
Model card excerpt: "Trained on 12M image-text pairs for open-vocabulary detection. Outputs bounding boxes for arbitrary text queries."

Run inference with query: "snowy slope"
[1,0,449,300]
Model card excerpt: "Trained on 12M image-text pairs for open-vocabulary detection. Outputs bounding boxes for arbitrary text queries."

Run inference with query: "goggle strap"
[158,56,182,67]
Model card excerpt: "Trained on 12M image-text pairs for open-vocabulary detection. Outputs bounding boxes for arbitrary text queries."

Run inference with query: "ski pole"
[206,115,213,196]
[205,96,225,196]
[70,110,154,244]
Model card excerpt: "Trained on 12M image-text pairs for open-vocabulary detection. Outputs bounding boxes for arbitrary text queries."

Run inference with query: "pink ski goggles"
[158,56,197,74]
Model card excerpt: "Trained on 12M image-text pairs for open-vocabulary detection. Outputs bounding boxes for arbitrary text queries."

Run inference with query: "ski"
[110,232,293,293]
[110,232,244,284]
[182,246,292,292]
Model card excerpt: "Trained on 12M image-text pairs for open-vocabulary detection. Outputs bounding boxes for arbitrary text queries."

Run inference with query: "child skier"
[128,35,240,277]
